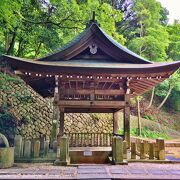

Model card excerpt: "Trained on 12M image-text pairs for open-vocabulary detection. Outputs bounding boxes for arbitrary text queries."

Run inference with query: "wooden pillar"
[124,94,130,148]
[131,141,136,159]
[51,75,60,147]
[140,141,145,159]
[113,111,119,134]
[149,142,154,160]
[136,97,141,136]
[59,109,65,137]
[156,138,165,160]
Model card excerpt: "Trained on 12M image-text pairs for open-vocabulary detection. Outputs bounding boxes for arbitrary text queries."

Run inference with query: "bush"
[0,106,18,145]
[118,127,169,139]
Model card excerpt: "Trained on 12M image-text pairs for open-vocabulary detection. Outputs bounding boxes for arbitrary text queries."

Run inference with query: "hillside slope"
[118,112,180,139]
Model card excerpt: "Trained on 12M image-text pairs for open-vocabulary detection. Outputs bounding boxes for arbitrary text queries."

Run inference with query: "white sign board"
[83,149,92,156]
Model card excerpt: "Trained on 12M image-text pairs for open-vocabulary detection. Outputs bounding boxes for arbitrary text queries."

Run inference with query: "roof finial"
[86,11,99,27]
[92,11,96,22]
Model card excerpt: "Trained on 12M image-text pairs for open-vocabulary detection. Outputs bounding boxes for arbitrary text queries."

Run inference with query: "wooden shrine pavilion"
[2,20,180,150]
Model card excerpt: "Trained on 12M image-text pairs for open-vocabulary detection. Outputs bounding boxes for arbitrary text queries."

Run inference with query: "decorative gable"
[39,23,152,64]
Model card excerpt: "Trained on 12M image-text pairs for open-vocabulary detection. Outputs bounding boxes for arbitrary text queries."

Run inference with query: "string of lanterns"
[23,71,163,80]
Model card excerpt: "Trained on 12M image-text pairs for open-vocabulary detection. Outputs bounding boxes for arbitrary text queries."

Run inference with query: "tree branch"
[16,11,84,29]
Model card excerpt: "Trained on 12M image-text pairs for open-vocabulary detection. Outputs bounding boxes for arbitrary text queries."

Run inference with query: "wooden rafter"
[59,89,125,96]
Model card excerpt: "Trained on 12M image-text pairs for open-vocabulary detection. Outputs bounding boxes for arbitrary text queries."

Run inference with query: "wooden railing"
[64,133,113,147]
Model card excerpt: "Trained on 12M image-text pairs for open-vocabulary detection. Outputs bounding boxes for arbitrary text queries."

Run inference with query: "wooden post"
[123,141,127,159]
[124,94,130,148]
[51,75,60,148]
[59,110,65,137]
[140,141,145,159]
[112,136,116,163]
[54,135,70,166]
[115,136,123,164]
[131,142,136,159]
[149,142,154,160]
[156,138,165,160]
[144,140,149,154]
[136,97,141,136]
[112,136,124,164]
[56,108,65,159]
[113,111,119,134]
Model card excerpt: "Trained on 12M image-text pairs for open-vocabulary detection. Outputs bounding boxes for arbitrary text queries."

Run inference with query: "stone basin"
[0,133,14,168]
[0,147,14,168]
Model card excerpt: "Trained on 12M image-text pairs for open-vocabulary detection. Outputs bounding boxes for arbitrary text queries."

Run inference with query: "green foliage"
[13,92,34,104]
[118,127,169,139]
[128,25,169,61]
[0,73,34,105]
[169,89,180,111]
[167,21,180,60]
[155,80,170,97]
[126,0,170,62]
[0,0,124,57]
[155,70,180,109]
[143,115,156,122]
[0,106,18,141]
[0,73,23,94]
[134,0,162,29]
[136,127,169,139]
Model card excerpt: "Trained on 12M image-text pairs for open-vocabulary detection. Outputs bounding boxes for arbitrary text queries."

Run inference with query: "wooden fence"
[64,133,113,147]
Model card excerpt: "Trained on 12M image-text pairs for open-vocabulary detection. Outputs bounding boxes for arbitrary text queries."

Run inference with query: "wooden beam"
[59,89,125,95]
[68,81,71,89]
[108,82,114,89]
[102,81,107,89]
[64,108,121,113]
[139,79,158,86]
[60,77,123,83]
[130,85,146,91]
[58,100,125,108]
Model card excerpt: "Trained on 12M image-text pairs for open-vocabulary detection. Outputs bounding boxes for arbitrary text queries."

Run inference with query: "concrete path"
[166,147,180,161]
[0,163,180,179]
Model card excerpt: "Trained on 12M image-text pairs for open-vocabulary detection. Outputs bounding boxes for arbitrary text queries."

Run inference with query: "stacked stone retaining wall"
[0,74,113,140]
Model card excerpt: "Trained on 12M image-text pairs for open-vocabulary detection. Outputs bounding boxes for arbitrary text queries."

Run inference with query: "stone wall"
[0,74,53,140]
[64,113,113,133]
[0,74,113,140]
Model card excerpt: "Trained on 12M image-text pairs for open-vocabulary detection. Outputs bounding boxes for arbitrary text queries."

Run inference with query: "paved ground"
[166,147,180,161]
[0,163,180,179]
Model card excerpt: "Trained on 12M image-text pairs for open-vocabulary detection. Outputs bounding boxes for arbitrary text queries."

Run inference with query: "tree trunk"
[146,87,155,110]
[16,37,24,57]
[157,86,174,109]
[5,33,10,52]
[34,42,42,57]
[6,29,17,55]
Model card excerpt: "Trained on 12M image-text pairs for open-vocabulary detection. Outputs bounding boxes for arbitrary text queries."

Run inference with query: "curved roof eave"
[97,25,152,64]
[3,55,180,74]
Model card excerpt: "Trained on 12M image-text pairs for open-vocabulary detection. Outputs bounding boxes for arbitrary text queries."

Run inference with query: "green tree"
[0,0,124,57]
[128,26,169,61]
[156,70,180,109]
[167,21,180,60]
[126,0,169,61]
